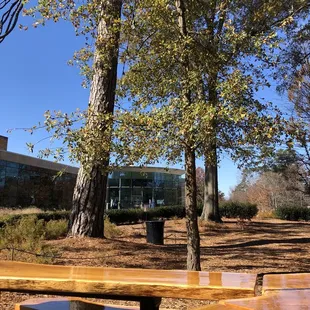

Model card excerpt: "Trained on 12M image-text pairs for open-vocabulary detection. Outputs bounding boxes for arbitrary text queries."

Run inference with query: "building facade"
[107,167,184,209]
[0,136,184,210]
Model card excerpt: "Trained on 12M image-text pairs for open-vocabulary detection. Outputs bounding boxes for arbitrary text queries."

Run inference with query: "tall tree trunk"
[69,0,122,237]
[201,74,222,223]
[185,146,201,271]
[176,0,201,270]
[201,148,221,222]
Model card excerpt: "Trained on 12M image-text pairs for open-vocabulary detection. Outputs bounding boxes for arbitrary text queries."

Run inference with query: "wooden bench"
[191,273,310,310]
[0,261,257,310]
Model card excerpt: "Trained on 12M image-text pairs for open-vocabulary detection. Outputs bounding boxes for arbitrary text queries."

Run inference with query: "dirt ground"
[1,218,310,309]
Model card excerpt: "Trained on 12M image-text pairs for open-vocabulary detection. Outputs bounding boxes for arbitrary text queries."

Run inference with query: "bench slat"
[0,261,256,300]
[263,273,310,293]
[220,289,310,310]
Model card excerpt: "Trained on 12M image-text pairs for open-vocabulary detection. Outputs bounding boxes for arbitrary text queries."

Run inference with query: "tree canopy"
[18,0,310,268]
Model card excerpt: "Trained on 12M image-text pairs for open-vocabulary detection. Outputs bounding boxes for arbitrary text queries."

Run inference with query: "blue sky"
[0,14,287,197]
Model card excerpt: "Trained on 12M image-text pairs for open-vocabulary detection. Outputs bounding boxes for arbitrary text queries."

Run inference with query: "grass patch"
[104,216,122,238]
[199,219,227,231]
[256,210,277,220]
[0,206,44,216]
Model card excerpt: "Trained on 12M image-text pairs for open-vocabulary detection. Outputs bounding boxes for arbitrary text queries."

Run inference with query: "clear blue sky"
[0,15,286,198]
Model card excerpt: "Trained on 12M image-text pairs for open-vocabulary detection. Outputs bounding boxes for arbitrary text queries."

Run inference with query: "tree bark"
[201,74,222,223]
[175,0,201,270]
[185,146,201,271]
[69,0,122,237]
[201,149,221,222]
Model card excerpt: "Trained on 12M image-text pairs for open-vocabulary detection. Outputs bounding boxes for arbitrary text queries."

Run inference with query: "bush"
[107,208,144,224]
[106,205,184,224]
[45,219,68,240]
[0,211,70,228]
[275,206,310,221]
[256,210,277,220]
[0,215,45,249]
[0,215,56,263]
[104,216,122,238]
[146,206,185,220]
[219,201,258,220]
[0,203,260,227]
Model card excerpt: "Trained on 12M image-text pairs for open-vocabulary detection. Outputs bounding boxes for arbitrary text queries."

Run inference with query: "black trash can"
[146,220,165,245]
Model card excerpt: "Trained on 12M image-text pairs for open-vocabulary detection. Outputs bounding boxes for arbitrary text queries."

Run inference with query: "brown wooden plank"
[191,304,246,310]
[221,289,310,310]
[263,273,310,293]
[0,261,256,300]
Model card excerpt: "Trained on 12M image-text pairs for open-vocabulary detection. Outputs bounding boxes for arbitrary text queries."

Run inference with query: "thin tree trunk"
[185,146,201,271]
[201,149,221,222]
[175,0,201,270]
[202,74,221,223]
[69,0,122,237]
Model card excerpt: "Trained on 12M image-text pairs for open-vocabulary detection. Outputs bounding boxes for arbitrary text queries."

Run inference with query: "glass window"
[108,188,119,208]
[143,188,153,204]
[164,188,177,205]
[119,171,132,179]
[154,179,164,188]
[132,188,142,196]
[164,181,174,188]
[155,188,164,206]
[6,161,19,169]
[108,178,119,187]
[109,171,120,179]
[5,167,18,178]
[132,178,144,187]
[121,188,132,209]
[0,167,5,189]
[132,172,146,179]
[121,178,131,187]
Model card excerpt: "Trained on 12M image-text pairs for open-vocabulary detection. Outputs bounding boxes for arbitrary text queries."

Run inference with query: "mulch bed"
[1,218,310,309]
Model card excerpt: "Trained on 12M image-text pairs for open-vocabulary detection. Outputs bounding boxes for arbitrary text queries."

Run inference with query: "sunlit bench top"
[218,290,310,310]
[192,273,310,310]
[0,261,256,300]
[263,273,310,292]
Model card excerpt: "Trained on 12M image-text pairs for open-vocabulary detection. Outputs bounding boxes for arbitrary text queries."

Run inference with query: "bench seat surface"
[263,273,310,292]
[220,289,310,310]
[0,261,256,300]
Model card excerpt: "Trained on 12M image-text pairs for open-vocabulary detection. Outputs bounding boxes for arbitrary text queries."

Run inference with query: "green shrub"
[275,206,310,221]
[45,219,68,240]
[0,202,262,227]
[0,215,56,263]
[0,215,45,249]
[106,205,184,224]
[0,203,260,227]
[219,201,258,220]
[146,206,185,220]
[0,211,70,228]
[107,208,144,224]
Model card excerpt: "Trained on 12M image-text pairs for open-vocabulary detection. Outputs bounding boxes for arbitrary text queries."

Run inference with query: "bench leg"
[140,297,161,310]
